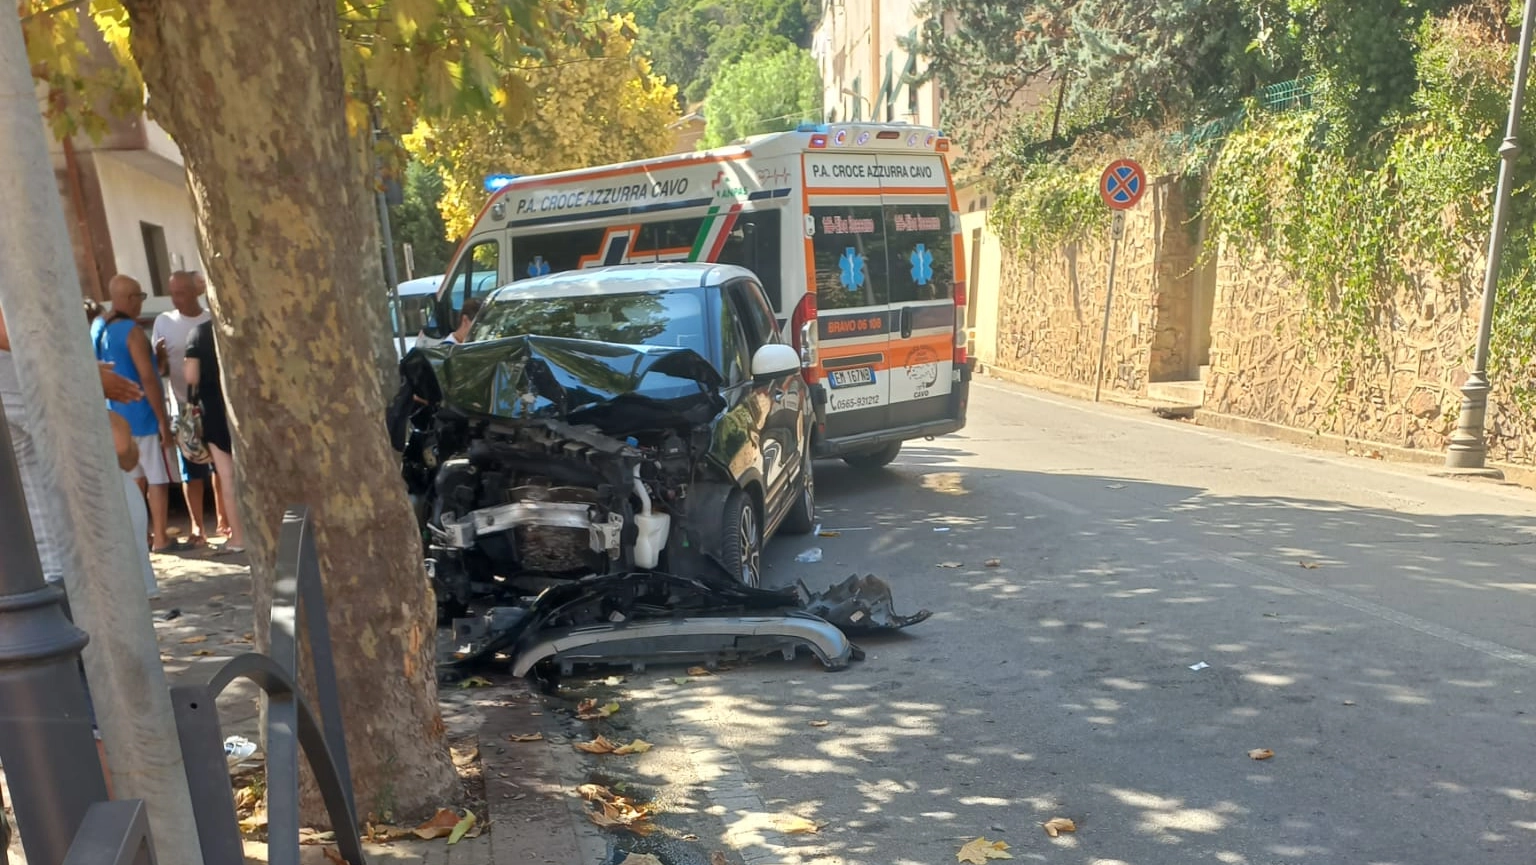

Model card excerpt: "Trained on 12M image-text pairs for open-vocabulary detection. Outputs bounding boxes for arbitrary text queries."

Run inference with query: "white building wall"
[812,0,938,128]
[93,151,203,315]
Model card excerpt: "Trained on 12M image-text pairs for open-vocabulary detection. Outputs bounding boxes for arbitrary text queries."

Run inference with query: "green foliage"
[1236,0,1460,140]
[1201,7,1535,396]
[701,45,821,147]
[389,160,453,275]
[624,0,813,104]
[906,0,1291,156]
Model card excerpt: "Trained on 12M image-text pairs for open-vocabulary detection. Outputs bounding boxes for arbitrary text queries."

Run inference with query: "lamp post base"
[1445,372,1492,470]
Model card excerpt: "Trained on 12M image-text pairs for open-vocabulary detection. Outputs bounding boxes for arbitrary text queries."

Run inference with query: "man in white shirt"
[152,271,213,545]
[440,298,482,346]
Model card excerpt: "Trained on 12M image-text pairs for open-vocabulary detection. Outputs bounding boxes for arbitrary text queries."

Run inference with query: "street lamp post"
[1445,0,1536,472]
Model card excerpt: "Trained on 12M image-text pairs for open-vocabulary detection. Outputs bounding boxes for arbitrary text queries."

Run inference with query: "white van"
[429,123,973,467]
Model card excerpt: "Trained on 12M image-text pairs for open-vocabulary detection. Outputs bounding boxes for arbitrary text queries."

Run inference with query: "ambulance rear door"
[804,151,893,438]
[878,151,957,428]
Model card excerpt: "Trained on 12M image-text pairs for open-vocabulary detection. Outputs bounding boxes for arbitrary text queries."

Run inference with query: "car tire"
[721,489,763,588]
[842,441,902,470]
[781,456,816,535]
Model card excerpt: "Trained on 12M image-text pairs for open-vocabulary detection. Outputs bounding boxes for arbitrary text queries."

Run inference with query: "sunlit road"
[616,378,1536,865]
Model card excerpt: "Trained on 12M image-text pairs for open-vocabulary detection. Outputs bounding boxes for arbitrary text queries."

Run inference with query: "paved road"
[613,378,1536,865]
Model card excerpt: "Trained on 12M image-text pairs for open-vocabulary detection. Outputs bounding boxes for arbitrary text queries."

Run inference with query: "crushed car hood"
[414,335,727,432]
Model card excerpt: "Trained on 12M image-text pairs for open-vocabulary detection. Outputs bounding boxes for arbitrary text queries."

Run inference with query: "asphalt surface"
[604,377,1536,865]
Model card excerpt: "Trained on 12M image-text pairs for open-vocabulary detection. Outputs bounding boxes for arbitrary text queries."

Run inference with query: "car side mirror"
[751,343,800,380]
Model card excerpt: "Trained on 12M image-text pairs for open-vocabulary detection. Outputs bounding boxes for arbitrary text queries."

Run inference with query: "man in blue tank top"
[91,275,177,552]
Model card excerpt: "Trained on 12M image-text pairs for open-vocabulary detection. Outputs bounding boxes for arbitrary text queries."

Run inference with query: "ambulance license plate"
[829,367,875,389]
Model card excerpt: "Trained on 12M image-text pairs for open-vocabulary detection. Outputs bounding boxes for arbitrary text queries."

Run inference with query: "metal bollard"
[0,414,111,865]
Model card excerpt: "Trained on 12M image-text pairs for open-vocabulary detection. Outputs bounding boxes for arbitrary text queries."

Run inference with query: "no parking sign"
[1099,159,1146,211]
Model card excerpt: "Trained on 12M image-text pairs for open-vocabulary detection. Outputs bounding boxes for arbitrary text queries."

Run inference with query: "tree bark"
[119,0,457,821]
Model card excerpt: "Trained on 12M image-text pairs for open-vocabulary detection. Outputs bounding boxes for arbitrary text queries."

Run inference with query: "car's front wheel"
[842,441,902,470]
[721,489,763,588]
[781,456,816,535]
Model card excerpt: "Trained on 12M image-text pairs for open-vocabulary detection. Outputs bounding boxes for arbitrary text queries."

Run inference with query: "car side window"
[449,239,500,314]
[719,292,752,385]
[727,279,779,351]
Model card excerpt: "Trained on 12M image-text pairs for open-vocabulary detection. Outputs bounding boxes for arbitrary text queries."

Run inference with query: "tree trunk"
[120,0,457,821]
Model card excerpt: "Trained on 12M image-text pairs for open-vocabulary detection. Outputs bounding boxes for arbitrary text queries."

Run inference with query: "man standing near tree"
[153,270,212,545]
[92,274,178,552]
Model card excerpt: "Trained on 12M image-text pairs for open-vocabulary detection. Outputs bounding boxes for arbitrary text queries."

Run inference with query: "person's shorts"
[168,446,212,481]
[128,435,173,485]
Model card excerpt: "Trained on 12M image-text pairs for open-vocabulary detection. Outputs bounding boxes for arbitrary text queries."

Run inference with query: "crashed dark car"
[393,264,818,607]
[391,264,931,679]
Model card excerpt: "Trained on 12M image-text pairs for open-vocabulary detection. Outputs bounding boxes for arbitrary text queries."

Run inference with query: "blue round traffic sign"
[1099,159,1146,210]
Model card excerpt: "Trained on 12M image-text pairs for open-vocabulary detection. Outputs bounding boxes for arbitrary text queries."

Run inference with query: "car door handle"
[900,307,914,339]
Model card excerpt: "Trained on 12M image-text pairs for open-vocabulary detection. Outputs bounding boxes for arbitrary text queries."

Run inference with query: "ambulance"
[430,122,972,468]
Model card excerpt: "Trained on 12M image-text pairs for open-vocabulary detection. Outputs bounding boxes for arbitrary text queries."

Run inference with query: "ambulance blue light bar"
[483,173,519,192]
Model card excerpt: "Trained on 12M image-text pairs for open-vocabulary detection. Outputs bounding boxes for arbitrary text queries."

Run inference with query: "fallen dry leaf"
[447,810,476,845]
[458,676,493,689]
[364,823,416,842]
[233,786,260,813]
[1299,560,1320,570]
[686,666,713,676]
[507,732,544,743]
[412,808,461,840]
[179,635,209,644]
[298,828,336,846]
[1248,748,1275,761]
[613,739,653,755]
[1042,817,1077,838]
[773,815,820,834]
[617,854,664,865]
[710,854,729,865]
[672,677,691,685]
[577,783,653,834]
[984,558,1002,568]
[193,649,214,657]
[604,675,625,686]
[322,847,347,865]
[956,837,1013,862]
[575,736,620,754]
[576,700,620,720]
[809,719,830,728]
[937,562,963,569]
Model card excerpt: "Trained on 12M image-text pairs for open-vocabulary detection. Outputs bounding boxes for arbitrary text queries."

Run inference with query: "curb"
[976,367,1536,493]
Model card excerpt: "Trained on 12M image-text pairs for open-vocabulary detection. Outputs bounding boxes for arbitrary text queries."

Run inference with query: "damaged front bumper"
[441,571,931,682]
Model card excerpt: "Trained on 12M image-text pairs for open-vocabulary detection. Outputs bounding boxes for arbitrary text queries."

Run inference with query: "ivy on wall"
[983,3,1536,409]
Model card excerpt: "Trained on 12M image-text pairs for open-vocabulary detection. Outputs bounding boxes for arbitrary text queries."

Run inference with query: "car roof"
[395,275,443,297]
[484,263,756,302]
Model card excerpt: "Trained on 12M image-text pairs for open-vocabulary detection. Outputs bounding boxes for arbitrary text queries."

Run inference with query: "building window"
[140,222,170,296]
[908,79,920,119]
[851,77,862,121]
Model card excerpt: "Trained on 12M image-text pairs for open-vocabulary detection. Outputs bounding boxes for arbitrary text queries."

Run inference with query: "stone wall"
[985,176,1536,467]
[1205,246,1536,465]
[993,179,1197,395]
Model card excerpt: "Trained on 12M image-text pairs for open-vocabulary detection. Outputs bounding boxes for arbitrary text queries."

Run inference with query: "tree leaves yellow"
[21,0,605,148]
[956,837,1013,862]
[406,14,680,238]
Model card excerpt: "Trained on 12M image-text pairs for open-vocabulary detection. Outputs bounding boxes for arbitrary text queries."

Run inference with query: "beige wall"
[813,0,938,127]
[93,150,203,315]
[959,209,1002,367]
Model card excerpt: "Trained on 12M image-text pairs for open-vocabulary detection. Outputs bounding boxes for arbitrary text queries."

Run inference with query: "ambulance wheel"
[842,442,902,470]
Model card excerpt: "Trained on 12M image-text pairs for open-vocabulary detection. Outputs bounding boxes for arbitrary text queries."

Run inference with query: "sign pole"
[1094,158,1145,402]
[1094,212,1126,402]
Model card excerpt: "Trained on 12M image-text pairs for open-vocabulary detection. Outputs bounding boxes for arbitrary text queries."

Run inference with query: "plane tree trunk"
[119,0,457,821]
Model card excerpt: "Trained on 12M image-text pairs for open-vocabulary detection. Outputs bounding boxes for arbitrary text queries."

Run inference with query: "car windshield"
[469,288,710,357]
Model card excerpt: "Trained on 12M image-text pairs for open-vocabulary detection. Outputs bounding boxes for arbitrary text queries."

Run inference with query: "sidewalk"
[2,548,603,865]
